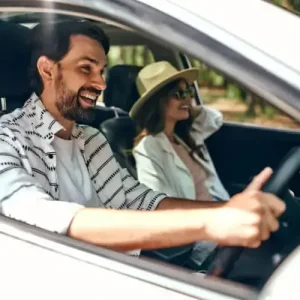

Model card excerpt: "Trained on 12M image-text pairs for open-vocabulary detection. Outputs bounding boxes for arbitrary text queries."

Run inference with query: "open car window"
[1,2,300,300]
[0,7,250,300]
[187,55,300,130]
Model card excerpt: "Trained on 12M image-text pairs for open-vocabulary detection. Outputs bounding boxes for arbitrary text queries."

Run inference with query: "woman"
[130,61,230,270]
[130,61,229,202]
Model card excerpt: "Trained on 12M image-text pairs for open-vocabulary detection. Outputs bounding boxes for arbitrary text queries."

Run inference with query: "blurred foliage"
[273,0,300,12]
[291,0,300,11]
[108,46,155,67]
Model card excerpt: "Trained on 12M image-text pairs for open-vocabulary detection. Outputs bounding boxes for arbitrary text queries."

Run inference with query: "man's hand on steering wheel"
[204,167,286,248]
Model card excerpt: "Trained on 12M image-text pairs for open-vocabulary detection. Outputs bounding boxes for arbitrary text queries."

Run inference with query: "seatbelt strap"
[113,107,119,118]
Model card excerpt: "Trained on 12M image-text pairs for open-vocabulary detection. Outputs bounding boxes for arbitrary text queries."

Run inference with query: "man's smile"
[79,89,101,108]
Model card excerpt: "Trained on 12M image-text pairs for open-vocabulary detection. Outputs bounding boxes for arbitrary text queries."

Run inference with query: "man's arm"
[0,131,219,250]
[68,189,283,251]
[68,207,213,251]
[0,130,285,252]
[68,167,285,251]
[157,197,220,210]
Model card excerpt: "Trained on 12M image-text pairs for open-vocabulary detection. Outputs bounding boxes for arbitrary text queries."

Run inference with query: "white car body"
[0,1,299,299]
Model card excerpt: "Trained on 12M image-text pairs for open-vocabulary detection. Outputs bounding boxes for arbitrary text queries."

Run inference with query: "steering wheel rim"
[207,146,300,279]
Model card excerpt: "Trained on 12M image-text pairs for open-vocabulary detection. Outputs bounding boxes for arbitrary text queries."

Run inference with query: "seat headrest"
[100,116,137,177]
[100,117,137,153]
[103,64,142,112]
[77,105,128,128]
[0,21,32,110]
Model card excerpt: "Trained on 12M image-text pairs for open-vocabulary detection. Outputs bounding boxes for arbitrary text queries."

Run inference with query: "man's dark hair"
[29,21,110,96]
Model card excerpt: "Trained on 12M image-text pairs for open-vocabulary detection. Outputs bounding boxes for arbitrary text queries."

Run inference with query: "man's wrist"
[190,207,224,243]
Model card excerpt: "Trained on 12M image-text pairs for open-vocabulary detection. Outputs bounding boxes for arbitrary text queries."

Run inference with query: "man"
[0,21,284,255]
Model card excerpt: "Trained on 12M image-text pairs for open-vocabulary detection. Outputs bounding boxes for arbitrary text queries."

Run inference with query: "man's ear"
[36,56,55,83]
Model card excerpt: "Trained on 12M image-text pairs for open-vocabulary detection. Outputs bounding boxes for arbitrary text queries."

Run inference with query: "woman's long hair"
[134,79,207,161]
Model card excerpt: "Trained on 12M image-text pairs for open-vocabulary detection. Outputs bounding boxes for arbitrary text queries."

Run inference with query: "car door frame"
[0,214,258,300]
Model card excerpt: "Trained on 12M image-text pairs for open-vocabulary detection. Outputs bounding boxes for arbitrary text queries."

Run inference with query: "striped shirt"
[0,93,166,239]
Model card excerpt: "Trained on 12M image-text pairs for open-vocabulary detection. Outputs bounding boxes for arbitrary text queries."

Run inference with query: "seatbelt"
[112,106,119,118]
[1,97,6,111]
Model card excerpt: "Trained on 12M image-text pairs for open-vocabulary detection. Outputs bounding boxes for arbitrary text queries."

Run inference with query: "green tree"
[271,0,300,12]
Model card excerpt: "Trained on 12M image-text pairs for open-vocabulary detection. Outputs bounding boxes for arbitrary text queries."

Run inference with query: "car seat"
[77,105,128,129]
[101,64,144,177]
[103,64,142,112]
[100,64,195,268]
[100,116,138,178]
[0,21,32,115]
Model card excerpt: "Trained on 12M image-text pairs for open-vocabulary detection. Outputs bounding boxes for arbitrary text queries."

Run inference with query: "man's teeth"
[180,105,189,109]
[82,93,96,101]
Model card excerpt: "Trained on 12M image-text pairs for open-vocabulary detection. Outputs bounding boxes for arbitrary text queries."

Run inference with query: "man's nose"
[91,74,107,91]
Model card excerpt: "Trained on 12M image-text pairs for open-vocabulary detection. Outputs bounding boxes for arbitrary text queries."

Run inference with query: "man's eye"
[100,68,106,76]
[81,66,91,73]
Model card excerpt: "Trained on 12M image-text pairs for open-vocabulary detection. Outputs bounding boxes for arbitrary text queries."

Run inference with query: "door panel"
[206,123,300,197]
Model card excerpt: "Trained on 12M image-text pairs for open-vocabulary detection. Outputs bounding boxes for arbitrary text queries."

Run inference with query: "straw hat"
[129,61,199,119]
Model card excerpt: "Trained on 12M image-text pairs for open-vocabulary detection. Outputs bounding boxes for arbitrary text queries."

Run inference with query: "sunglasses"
[171,86,196,100]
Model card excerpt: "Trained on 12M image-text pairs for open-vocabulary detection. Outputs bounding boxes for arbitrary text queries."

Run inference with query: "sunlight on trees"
[106,1,300,129]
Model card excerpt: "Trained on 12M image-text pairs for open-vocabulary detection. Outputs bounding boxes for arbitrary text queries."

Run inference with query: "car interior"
[1,10,300,292]
[0,13,198,270]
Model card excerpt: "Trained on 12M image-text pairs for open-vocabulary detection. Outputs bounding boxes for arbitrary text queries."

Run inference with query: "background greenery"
[106,1,300,129]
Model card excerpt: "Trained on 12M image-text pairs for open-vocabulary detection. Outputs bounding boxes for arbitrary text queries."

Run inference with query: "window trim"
[0,215,258,300]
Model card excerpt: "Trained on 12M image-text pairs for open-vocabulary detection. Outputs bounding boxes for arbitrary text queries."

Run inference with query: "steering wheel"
[207,147,300,288]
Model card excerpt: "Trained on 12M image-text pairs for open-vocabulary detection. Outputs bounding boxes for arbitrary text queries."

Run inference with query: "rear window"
[108,45,155,68]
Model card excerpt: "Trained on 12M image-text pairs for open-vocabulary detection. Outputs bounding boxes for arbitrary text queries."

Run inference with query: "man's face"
[51,35,107,122]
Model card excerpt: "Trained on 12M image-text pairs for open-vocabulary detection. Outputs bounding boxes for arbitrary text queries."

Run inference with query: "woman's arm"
[190,105,223,143]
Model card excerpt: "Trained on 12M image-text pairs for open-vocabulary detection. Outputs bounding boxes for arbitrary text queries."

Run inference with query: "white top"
[52,136,102,207]
[134,106,230,201]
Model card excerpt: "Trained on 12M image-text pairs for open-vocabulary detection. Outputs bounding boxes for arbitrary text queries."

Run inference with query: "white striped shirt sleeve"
[0,128,83,234]
[119,167,167,211]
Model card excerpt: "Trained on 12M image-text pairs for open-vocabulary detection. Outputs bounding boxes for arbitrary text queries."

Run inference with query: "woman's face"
[164,79,194,123]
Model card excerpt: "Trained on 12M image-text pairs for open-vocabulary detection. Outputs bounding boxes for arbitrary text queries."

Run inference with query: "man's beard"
[55,72,99,123]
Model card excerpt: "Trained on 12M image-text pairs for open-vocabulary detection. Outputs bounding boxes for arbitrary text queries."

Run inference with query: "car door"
[206,120,300,197]
[1,1,299,299]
